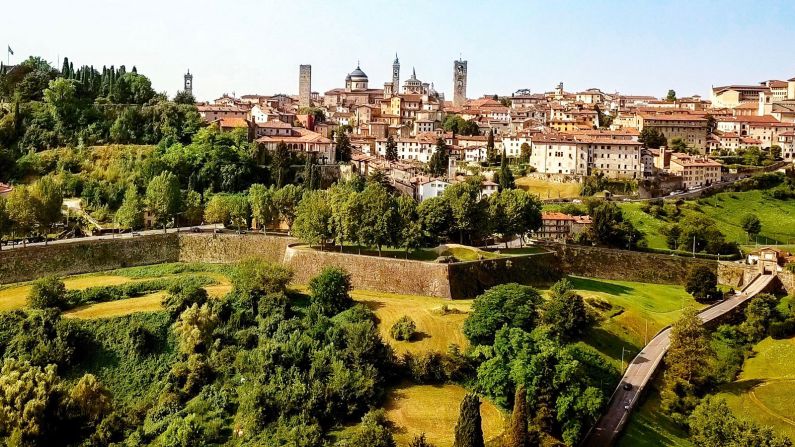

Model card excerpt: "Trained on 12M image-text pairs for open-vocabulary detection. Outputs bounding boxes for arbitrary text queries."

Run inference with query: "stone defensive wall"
[2,232,784,298]
[0,233,180,284]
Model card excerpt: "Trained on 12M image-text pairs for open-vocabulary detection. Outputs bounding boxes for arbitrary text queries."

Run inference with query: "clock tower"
[453,59,467,107]
[392,53,400,96]
[184,70,193,95]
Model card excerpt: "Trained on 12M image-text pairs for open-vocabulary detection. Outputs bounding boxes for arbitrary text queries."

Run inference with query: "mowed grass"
[565,277,698,364]
[516,177,581,199]
[716,336,795,439]
[620,190,795,250]
[384,382,506,447]
[351,290,473,355]
[0,275,134,312]
[63,291,167,319]
[618,386,691,447]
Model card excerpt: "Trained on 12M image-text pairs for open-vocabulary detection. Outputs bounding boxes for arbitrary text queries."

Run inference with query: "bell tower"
[184,69,193,95]
[453,59,467,107]
[392,53,400,96]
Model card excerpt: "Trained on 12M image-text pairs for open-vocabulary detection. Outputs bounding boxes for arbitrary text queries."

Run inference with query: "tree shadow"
[569,276,633,296]
[585,327,639,362]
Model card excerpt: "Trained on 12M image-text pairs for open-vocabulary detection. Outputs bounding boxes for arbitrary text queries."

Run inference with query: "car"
[190,227,202,233]
[623,383,633,391]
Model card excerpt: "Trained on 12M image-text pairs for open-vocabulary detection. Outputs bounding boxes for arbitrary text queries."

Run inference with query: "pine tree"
[335,129,352,163]
[453,393,485,447]
[428,137,449,177]
[506,386,529,447]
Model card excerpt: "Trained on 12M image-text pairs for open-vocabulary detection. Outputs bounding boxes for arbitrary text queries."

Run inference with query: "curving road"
[582,274,777,447]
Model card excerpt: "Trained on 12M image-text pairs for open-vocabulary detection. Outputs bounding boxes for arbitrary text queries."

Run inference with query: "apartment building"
[667,153,722,189]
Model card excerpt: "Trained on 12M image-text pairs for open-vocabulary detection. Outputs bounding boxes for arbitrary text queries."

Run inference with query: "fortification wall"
[283,245,452,298]
[178,233,296,264]
[0,234,179,285]
[447,253,562,299]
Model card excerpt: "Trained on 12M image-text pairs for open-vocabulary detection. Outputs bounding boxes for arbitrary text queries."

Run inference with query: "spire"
[394,53,399,64]
[412,67,416,79]
[357,59,360,69]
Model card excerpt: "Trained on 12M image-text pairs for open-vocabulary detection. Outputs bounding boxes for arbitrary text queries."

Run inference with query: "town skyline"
[3,0,795,101]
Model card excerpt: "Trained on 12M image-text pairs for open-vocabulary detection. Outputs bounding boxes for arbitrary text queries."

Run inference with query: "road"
[582,274,777,447]
[0,224,219,251]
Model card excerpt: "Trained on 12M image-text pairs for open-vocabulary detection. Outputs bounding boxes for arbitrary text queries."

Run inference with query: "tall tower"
[392,54,400,95]
[453,59,467,107]
[184,70,193,95]
[299,64,312,108]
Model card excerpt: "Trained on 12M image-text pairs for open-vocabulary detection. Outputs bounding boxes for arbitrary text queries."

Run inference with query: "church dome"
[349,65,368,81]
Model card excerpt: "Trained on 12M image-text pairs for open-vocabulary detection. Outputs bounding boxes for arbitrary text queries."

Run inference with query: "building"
[374,134,437,163]
[392,54,400,94]
[197,104,248,122]
[184,70,193,95]
[453,59,467,107]
[256,127,335,164]
[667,152,722,189]
[417,178,450,201]
[535,212,592,241]
[299,64,311,108]
[637,113,709,151]
[778,131,795,160]
[711,84,770,108]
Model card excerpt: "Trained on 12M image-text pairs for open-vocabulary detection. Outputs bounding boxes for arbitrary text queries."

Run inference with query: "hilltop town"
[1,50,795,447]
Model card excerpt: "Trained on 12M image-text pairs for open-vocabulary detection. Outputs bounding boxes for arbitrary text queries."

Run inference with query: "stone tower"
[299,64,312,108]
[184,70,193,95]
[392,53,400,95]
[453,59,467,107]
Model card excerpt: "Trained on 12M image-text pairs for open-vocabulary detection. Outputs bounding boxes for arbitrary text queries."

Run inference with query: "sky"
[3,0,795,102]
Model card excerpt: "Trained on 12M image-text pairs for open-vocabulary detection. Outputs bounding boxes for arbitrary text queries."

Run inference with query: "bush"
[390,316,417,341]
[28,276,67,310]
[162,281,209,318]
[463,283,542,345]
[770,319,795,339]
[308,266,353,316]
[403,352,447,384]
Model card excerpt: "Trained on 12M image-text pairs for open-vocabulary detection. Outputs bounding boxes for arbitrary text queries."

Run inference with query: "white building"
[417,178,450,201]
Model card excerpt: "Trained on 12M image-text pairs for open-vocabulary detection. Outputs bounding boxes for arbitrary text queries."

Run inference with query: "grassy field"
[384,382,506,447]
[620,190,795,250]
[618,386,691,447]
[351,290,473,355]
[715,336,795,439]
[0,263,233,318]
[567,277,698,364]
[516,177,581,199]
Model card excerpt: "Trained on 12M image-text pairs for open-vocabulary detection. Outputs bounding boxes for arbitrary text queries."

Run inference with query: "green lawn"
[620,190,795,251]
[618,386,692,447]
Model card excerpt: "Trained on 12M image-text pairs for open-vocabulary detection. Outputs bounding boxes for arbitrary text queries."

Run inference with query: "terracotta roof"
[218,118,249,128]
[640,113,707,122]
[542,212,576,221]
[256,128,331,144]
[257,120,292,128]
[769,80,788,88]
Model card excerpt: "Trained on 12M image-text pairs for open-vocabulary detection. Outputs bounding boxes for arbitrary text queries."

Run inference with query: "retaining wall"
[178,233,296,264]
[447,253,562,299]
[0,234,179,284]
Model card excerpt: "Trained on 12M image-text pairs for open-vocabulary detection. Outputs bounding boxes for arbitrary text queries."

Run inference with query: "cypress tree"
[453,393,484,447]
[61,57,70,77]
[498,148,515,191]
[486,129,495,164]
[506,386,529,447]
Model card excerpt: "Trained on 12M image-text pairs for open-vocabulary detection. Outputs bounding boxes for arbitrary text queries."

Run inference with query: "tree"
[182,190,204,226]
[357,182,397,255]
[409,433,435,447]
[0,196,8,249]
[173,90,195,105]
[273,184,303,230]
[666,89,677,102]
[638,128,667,149]
[661,307,714,422]
[31,176,63,241]
[0,358,65,444]
[428,137,450,177]
[228,193,250,232]
[146,171,181,231]
[685,265,720,302]
[396,195,423,257]
[739,293,777,343]
[689,396,792,447]
[6,185,38,245]
[335,128,352,163]
[249,184,275,233]
[417,196,452,246]
[506,385,530,447]
[230,259,293,305]
[347,410,396,447]
[740,213,761,240]
[28,276,67,309]
[497,149,515,191]
[463,284,543,345]
[390,315,417,341]
[308,266,353,316]
[270,142,291,188]
[486,130,496,165]
[173,303,218,355]
[444,178,489,244]
[203,194,231,229]
[453,393,485,447]
[292,189,333,247]
[588,201,641,249]
[542,279,591,341]
[520,143,531,164]
[385,134,398,162]
[115,186,144,230]
[69,374,112,423]
[670,137,689,153]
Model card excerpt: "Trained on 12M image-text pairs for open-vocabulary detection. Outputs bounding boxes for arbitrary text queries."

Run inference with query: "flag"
[7,46,12,56]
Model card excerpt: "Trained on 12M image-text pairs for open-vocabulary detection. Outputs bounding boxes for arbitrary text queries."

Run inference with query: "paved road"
[0,225,219,251]
[582,274,777,447]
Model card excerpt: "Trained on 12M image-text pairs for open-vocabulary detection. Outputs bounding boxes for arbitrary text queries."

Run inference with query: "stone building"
[299,64,311,108]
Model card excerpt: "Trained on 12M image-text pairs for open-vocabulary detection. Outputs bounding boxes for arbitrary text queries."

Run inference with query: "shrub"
[403,352,447,384]
[463,284,542,345]
[390,316,417,341]
[162,281,209,319]
[28,276,67,310]
[770,319,795,339]
[308,266,353,316]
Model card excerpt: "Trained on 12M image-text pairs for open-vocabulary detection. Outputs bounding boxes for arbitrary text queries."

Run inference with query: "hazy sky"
[3,0,795,101]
